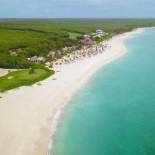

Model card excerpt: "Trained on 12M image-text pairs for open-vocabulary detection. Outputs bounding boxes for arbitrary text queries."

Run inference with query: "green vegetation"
[0,18,155,91]
[0,19,155,69]
[0,66,54,92]
[68,32,82,40]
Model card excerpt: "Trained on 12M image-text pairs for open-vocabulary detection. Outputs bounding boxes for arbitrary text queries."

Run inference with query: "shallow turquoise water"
[51,28,155,155]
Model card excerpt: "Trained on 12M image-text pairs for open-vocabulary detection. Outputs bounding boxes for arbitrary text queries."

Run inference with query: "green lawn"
[68,32,82,40]
[0,68,54,92]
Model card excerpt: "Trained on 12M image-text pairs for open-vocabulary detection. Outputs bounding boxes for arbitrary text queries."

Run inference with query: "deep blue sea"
[50,28,155,155]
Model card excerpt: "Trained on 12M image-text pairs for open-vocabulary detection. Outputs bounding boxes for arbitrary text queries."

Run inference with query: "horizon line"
[0,17,155,20]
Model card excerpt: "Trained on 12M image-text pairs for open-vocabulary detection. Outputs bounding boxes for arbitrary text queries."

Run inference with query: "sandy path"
[0,69,9,77]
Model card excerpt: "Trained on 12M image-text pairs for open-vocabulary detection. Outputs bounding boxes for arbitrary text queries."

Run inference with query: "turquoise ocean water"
[51,28,155,155]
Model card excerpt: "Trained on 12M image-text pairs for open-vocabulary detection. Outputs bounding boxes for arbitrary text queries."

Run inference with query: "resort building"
[83,34,91,38]
[48,51,56,58]
[82,29,108,44]
[30,56,46,64]
[95,29,107,37]
[62,47,68,52]
[90,29,108,40]
[96,29,104,35]
[82,36,93,45]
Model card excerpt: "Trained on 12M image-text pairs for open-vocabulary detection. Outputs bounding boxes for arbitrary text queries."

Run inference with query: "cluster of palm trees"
[47,42,110,70]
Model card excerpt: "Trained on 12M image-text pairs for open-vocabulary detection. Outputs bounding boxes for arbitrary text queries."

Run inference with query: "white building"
[48,51,56,58]
[96,29,103,34]
[83,34,91,38]
[30,56,46,63]
[93,29,108,38]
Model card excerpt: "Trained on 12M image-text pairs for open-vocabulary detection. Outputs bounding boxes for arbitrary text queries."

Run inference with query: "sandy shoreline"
[0,28,144,155]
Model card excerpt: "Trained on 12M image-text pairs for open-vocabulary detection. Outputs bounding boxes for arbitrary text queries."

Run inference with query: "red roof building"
[82,37,93,45]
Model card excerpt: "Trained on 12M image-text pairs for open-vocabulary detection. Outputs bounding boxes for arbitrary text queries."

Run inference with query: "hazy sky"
[0,0,155,18]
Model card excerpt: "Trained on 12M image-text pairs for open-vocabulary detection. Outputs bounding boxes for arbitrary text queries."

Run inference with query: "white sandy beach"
[0,28,144,155]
